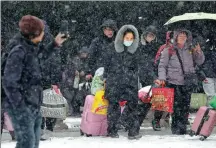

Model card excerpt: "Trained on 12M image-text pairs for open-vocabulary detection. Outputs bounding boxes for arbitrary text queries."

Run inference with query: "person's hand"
[55,33,68,46]
[203,79,208,83]
[154,79,165,87]
[85,74,92,80]
[75,70,79,76]
[193,43,202,54]
[80,71,85,77]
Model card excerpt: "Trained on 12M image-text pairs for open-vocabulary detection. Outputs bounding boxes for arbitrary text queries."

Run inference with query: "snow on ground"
[2,134,216,148]
[2,113,214,148]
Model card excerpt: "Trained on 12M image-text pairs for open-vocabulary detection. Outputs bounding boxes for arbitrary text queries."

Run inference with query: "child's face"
[145,33,156,43]
[80,53,88,58]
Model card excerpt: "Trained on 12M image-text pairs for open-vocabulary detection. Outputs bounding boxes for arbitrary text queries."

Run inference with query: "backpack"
[1,44,24,104]
[153,31,175,76]
[1,45,23,77]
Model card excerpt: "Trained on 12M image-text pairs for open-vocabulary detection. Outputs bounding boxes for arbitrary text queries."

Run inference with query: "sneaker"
[128,133,142,140]
[152,119,161,131]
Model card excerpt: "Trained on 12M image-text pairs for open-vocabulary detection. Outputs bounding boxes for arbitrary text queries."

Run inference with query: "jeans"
[7,105,42,148]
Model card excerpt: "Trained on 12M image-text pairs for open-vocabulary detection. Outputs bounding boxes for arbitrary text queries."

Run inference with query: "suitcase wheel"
[199,136,207,141]
[189,130,195,137]
[80,129,84,136]
[86,134,92,137]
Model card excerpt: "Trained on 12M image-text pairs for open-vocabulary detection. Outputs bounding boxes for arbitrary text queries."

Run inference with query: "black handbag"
[175,49,198,88]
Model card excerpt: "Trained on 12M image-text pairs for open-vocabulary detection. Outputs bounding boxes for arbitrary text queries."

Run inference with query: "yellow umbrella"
[164,12,216,26]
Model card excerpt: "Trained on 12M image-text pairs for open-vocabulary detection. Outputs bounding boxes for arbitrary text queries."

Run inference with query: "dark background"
[1,1,216,54]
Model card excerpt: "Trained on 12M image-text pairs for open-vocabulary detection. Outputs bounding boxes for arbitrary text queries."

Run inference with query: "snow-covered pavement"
[2,134,216,148]
[1,113,216,148]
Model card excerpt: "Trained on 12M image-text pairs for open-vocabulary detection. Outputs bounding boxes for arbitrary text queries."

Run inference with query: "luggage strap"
[196,108,210,135]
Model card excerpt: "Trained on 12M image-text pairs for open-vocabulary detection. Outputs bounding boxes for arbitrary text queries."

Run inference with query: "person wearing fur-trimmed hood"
[104,25,142,140]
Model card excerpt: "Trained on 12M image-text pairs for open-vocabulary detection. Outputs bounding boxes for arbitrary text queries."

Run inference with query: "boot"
[128,133,142,140]
[107,125,119,138]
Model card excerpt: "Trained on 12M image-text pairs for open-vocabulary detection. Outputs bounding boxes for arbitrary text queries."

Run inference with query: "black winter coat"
[88,19,117,74]
[3,33,57,110]
[138,35,158,86]
[200,44,216,78]
[104,25,140,103]
[39,22,62,90]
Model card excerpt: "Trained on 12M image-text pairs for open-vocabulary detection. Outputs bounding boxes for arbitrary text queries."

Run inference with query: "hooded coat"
[71,46,91,83]
[88,19,118,74]
[104,25,139,103]
[138,25,158,86]
[158,29,205,85]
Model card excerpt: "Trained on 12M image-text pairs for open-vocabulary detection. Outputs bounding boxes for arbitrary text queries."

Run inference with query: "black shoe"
[108,133,119,138]
[9,131,15,141]
[186,120,190,125]
[71,112,81,117]
[128,133,142,140]
[172,129,186,135]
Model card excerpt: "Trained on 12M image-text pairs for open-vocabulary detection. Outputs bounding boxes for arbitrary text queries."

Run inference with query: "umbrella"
[164,12,216,26]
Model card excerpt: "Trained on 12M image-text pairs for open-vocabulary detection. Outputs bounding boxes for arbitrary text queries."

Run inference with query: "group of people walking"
[1,13,216,147]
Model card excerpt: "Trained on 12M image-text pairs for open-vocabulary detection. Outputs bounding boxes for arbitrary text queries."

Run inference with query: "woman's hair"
[123,29,135,38]
[19,15,44,39]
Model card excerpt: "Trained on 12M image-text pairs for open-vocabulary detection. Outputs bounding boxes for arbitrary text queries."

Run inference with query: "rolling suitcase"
[189,106,216,141]
[80,95,108,136]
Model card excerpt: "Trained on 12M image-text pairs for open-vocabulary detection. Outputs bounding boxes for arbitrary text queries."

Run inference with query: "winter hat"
[144,25,157,37]
[100,19,118,32]
[78,46,90,54]
[19,15,44,39]
[141,25,157,45]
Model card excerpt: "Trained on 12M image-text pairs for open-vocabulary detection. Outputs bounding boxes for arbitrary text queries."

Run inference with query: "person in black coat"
[88,19,118,75]
[104,25,142,140]
[137,25,166,131]
[2,15,66,148]
[200,34,216,98]
[61,46,91,117]
[39,21,65,139]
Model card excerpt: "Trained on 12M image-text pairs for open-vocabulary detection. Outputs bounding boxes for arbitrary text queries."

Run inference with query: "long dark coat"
[104,25,140,103]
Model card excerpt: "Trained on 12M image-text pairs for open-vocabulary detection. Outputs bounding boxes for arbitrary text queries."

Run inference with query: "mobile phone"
[59,20,69,38]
